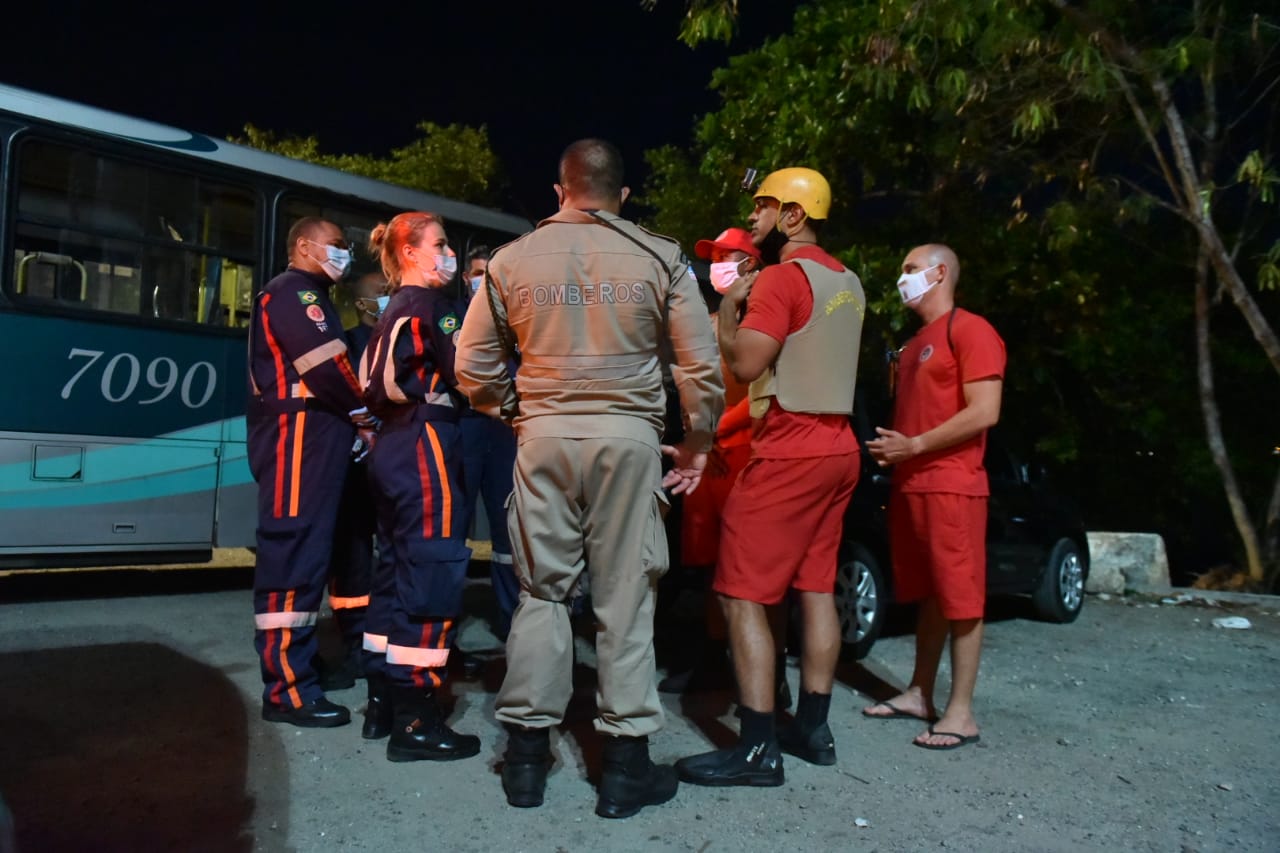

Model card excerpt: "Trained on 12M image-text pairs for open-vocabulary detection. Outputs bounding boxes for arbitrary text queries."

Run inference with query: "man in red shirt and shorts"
[864,243,1006,751]
[677,168,865,787]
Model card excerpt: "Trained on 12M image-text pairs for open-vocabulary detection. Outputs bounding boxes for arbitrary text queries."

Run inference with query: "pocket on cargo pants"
[397,538,472,619]
[641,489,671,580]
[256,515,318,592]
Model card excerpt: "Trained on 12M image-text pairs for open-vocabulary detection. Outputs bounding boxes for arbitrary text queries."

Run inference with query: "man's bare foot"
[861,688,937,722]
[914,710,979,749]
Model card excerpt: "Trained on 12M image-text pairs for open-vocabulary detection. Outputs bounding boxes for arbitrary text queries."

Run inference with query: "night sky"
[2,0,800,220]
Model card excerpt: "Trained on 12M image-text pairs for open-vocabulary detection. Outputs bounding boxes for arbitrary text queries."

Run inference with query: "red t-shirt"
[892,308,1006,495]
[739,245,860,460]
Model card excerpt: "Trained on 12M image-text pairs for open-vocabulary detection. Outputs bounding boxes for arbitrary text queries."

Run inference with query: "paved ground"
[0,564,1277,852]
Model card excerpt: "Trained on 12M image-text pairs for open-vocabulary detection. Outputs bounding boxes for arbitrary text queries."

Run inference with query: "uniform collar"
[287,265,333,286]
[537,208,616,228]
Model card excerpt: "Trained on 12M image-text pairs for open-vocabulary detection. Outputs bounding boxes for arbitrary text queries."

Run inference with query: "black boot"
[261,696,351,728]
[386,686,481,762]
[778,690,836,765]
[502,725,552,808]
[361,672,393,740]
[595,735,679,819]
[676,707,784,787]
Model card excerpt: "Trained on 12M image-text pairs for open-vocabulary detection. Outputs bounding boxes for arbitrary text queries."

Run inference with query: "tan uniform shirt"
[455,208,723,450]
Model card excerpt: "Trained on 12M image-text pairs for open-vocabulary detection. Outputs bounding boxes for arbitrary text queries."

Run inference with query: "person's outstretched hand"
[660,441,708,495]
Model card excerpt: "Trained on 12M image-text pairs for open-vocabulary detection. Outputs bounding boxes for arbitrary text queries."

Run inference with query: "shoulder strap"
[946,305,958,355]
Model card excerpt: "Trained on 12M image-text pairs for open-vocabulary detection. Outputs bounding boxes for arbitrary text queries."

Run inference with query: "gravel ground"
[0,569,1276,853]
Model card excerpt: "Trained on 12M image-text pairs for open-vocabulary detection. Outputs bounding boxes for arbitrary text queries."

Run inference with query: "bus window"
[10,138,258,328]
[277,197,506,326]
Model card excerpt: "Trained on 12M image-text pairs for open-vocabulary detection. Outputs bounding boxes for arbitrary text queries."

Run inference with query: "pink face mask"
[709,261,741,293]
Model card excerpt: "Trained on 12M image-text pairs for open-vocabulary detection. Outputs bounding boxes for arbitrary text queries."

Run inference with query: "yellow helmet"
[753,167,831,220]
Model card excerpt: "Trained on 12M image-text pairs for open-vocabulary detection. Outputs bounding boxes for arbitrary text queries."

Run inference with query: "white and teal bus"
[0,84,530,569]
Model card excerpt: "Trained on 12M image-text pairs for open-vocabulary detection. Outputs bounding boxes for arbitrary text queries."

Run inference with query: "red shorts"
[714,452,860,605]
[889,491,987,619]
[681,443,751,566]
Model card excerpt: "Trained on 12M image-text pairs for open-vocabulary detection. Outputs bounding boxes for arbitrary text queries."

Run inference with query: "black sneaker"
[675,741,784,787]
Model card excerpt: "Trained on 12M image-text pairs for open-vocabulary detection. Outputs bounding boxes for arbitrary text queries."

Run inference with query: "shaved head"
[919,243,960,287]
[558,138,625,202]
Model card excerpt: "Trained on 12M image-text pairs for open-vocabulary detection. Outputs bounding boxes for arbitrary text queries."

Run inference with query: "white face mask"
[310,241,352,282]
[896,264,940,304]
[435,255,458,278]
[709,261,742,294]
[469,275,484,295]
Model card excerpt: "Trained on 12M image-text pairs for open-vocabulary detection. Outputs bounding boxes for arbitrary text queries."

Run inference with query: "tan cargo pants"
[495,433,669,737]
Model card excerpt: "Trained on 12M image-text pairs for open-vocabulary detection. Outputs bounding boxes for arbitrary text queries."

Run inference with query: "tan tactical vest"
[749,258,865,417]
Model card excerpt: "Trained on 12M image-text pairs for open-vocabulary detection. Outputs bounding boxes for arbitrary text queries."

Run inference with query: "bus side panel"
[2,313,245,439]
[215,413,255,548]
[0,311,245,563]
[0,432,218,553]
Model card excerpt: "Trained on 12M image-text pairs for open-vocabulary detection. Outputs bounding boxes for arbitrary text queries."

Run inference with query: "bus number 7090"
[61,347,218,409]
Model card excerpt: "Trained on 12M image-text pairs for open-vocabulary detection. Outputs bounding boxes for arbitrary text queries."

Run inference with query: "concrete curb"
[1091,586,1279,607]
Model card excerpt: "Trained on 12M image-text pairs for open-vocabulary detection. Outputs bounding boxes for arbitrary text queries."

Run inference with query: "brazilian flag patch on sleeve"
[297,290,320,304]
[438,313,459,334]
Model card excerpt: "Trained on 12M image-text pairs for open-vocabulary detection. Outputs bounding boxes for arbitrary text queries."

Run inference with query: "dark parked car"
[834,410,1090,660]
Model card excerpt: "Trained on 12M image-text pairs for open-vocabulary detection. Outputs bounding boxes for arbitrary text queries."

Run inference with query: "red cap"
[694,227,760,261]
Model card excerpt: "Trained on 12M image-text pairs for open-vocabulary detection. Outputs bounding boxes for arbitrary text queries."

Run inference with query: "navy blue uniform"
[247,267,364,710]
[326,323,378,659]
[362,286,470,691]
[456,294,520,640]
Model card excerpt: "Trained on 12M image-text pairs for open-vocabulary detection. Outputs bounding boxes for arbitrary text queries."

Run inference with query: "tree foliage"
[643,0,1280,584]
[232,121,504,206]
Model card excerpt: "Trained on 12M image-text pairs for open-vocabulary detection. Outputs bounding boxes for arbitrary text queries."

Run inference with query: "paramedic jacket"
[362,285,463,427]
[248,267,365,423]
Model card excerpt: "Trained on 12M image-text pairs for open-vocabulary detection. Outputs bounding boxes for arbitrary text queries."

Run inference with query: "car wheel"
[1032,538,1085,623]
[834,541,887,659]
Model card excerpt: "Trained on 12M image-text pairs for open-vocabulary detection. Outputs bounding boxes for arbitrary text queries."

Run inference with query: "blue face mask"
[361,294,389,319]
[308,240,352,281]
[436,255,458,278]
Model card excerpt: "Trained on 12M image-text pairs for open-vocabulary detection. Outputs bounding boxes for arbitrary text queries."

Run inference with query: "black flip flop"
[914,725,981,750]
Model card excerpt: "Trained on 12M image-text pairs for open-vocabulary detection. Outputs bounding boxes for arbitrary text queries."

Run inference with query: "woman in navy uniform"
[360,211,479,761]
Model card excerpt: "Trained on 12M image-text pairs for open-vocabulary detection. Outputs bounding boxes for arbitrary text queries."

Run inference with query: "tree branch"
[1110,67,1188,210]
[1046,0,1280,376]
